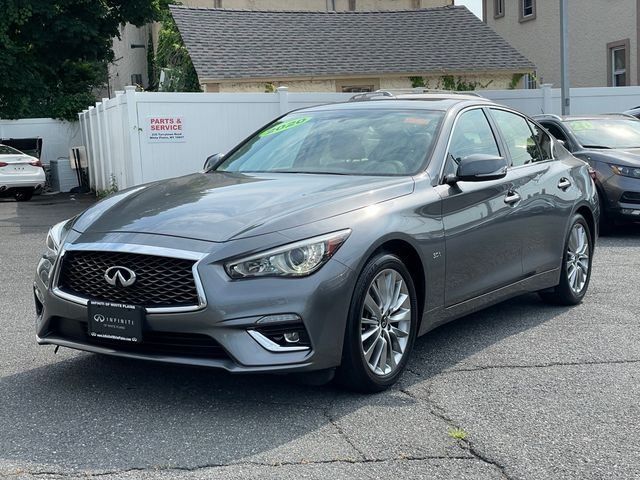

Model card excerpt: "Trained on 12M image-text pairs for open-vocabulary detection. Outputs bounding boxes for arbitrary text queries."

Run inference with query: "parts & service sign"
[147,116,185,142]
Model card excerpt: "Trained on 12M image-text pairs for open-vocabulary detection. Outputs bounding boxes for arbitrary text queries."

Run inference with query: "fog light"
[248,322,311,352]
[284,331,300,344]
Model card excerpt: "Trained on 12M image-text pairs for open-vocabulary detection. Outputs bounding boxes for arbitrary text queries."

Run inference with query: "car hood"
[584,148,640,167]
[72,172,415,242]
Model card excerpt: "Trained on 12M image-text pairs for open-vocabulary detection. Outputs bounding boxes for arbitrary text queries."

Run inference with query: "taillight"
[588,166,597,180]
[29,159,43,167]
[0,161,8,168]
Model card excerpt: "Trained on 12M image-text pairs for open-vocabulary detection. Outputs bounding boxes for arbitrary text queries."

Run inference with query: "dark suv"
[535,114,640,230]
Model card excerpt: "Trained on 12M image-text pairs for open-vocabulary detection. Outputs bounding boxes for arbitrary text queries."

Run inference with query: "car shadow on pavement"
[1,193,96,236]
[598,222,640,245]
[2,196,635,474]
[0,292,574,474]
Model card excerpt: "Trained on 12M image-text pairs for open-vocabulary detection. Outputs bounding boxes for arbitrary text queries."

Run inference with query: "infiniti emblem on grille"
[104,266,137,287]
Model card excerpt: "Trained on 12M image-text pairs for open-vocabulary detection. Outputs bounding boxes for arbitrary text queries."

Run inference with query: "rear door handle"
[558,178,572,190]
[504,191,521,205]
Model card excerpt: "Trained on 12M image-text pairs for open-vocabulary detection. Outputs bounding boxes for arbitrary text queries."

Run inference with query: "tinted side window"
[491,109,542,166]
[541,122,568,142]
[448,109,500,161]
[528,120,553,160]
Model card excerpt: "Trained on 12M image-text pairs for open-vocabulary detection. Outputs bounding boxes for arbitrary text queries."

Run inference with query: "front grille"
[46,318,228,359]
[58,251,200,308]
[621,191,640,205]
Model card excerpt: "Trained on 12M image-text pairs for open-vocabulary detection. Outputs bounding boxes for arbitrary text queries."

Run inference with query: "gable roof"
[170,5,534,82]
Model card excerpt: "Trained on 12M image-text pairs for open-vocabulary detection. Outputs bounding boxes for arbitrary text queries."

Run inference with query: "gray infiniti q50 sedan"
[34,92,599,392]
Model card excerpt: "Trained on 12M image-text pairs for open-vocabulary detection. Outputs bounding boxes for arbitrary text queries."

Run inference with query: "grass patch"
[448,428,467,440]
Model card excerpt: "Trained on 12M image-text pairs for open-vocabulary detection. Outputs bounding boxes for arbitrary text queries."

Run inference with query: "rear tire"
[539,214,593,306]
[14,187,34,202]
[335,253,418,393]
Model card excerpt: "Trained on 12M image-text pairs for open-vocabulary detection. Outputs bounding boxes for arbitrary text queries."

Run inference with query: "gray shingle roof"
[170,5,534,81]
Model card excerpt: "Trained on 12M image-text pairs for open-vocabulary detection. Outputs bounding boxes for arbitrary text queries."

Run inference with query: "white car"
[0,144,46,201]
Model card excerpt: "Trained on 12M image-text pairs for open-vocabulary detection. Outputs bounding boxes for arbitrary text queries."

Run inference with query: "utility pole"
[560,0,570,115]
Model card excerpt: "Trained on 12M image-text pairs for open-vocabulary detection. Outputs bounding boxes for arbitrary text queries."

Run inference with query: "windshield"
[217,109,445,175]
[566,119,640,149]
[0,145,22,155]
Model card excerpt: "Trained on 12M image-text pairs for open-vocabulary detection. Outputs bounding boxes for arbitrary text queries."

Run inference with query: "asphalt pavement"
[0,193,639,480]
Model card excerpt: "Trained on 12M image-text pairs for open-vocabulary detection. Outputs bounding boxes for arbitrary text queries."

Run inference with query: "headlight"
[45,219,71,256]
[225,230,351,279]
[610,164,640,178]
[37,219,72,287]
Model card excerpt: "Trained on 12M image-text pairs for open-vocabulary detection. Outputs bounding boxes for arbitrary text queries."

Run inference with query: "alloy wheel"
[566,223,590,294]
[360,268,412,376]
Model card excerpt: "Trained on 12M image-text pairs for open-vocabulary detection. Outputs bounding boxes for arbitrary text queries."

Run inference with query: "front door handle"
[504,191,521,205]
[558,178,572,190]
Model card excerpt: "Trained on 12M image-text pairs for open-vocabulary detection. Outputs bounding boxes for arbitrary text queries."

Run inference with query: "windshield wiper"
[269,170,352,175]
[582,145,613,149]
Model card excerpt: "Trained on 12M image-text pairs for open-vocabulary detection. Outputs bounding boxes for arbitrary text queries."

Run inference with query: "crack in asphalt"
[322,398,368,462]
[7,360,638,479]
[401,357,640,480]
[0,455,482,478]
[410,358,640,377]
[399,383,513,480]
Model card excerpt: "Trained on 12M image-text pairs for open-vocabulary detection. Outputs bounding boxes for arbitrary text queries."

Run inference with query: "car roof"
[534,113,637,122]
[299,92,494,114]
[350,89,488,101]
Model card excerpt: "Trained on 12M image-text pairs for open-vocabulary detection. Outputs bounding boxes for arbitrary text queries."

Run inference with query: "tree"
[0,0,163,120]
[152,8,201,92]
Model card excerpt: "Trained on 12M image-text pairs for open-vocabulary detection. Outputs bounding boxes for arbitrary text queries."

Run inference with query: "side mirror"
[203,153,224,173]
[446,154,508,184]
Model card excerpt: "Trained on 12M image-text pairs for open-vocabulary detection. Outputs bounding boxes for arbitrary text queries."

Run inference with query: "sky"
[454,0,483,19]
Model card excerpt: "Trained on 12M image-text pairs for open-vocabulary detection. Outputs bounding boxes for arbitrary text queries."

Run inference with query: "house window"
[607,39,630,86]
[519,0,536,22]
[340,85,375,93]
[494,0,504,18]
[131,74,143,86]
[213,0,222,7]
[411,0,421,9]
[327,0,336,11]
[336,78,380,93]
[524,73,537,89]
[348,0,356,11]
[612,48,626,85]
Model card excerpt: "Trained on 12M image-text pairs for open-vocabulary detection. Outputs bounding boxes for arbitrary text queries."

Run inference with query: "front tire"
[336,253,418,393]
[539,214,593,305]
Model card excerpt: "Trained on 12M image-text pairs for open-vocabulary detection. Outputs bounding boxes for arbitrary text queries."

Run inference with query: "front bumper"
[601,174,640,220]
[34,243,356,374]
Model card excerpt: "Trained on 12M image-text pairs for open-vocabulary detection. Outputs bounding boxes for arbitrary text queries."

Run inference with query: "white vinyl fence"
[0,118,81,165]
[482,84,640,116]
[79,87,353,191]
[79,85,640,191]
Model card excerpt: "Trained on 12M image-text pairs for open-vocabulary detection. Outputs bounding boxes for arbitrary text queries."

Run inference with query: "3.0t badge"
[104,266,137,287]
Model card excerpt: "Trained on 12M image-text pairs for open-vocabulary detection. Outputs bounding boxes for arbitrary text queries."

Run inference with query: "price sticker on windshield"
[567,120,594,131]
[259,117,311,137]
